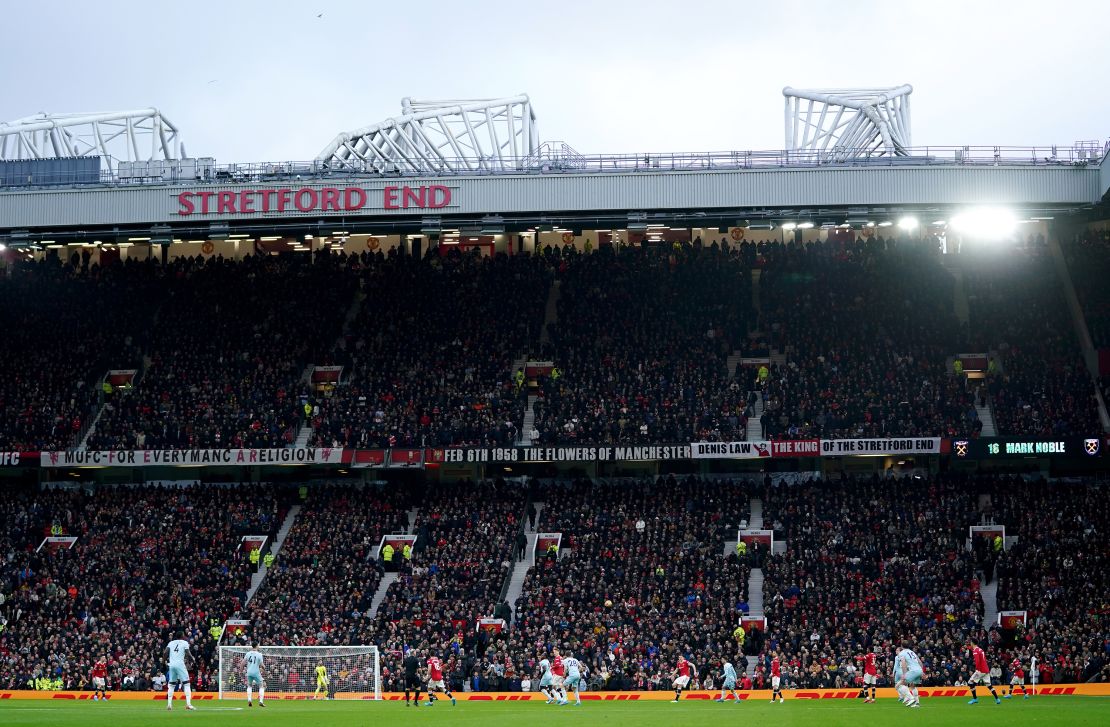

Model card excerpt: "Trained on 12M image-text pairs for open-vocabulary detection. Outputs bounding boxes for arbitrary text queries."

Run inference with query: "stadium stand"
[371,479,526,692]
[311,251,550,448]
[759,474,987,688]
[0,257,162,451]
[246,484,408,654]
[533,246,754,445]
[992,477,1110,684]
[512,476,752,690]
[0,483,279,692]
[758,237,980,440]
[85,254,359,450]
[966,251,1101,437]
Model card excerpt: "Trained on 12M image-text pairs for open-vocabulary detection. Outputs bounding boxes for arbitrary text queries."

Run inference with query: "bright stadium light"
[951,207,1017,239]
[878,221,894,227]
[798,222,814,229]
[781,222,798,231]
[898,216,919,230]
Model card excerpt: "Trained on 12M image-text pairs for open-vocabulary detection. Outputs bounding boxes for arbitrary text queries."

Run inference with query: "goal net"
[218,645,380,700]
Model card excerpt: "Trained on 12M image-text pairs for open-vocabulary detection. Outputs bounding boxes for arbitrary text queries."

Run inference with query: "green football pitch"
[1,698,1107,726]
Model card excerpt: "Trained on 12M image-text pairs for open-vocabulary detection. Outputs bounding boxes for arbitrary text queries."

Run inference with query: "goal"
[217,645,381,700]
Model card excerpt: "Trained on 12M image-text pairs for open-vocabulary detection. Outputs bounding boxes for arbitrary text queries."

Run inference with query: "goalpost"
[218,645,381,700]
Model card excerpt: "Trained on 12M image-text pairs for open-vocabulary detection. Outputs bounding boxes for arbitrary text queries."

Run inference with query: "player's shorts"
[673,675,690,689]
[246,670,263,687]
[552,675,565,688]
[539,673,553,688]
[863,673,876,685]
[317,677,329,688]
[901,668,923,686]
[1010,676,1024,686]
[92,677,106,690]
[167,666,189,684]
[969,671,991,685]
[405,673,422,689]
[565,674,582,689]
[723,678,736,690]
[427,679,445,691]
[771,676,781,690]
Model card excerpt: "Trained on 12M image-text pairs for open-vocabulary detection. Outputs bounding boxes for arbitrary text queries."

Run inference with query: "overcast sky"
[3,0,1108,163]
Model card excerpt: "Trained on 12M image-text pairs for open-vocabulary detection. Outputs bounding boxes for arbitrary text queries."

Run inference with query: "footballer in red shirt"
[857,650,879,703]
[966,639,1001,704]
[1005,655,1030,699]
[671,655,694,702]
[90,656,108,701]
[424,653,456,707]
[551,649,567,704]
[770,652,784,703]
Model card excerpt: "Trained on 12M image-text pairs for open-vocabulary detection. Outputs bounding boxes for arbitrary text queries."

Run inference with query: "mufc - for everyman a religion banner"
[39,448,347,467]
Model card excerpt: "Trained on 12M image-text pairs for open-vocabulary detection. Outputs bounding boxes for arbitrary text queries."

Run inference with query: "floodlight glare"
[898,216,919,230]
[950,207,1017,239]
[781,222,798,231]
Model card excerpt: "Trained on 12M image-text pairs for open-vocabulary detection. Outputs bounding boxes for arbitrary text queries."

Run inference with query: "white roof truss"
[0,108,185,165]
[783,85,912,162]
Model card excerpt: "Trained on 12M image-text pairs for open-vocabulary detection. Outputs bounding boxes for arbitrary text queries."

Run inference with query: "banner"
[534,533,561,564]
[739,528,774,551]
[0,451,37,466]
[690,441,770,459]
[3,685,1105,700]
[820,438,943,456]
[430,445,692,464]
[224,619,250,636]
[240,535,267,554]
[771,439,820,457]
[36,536,77,553]
[40,448,346,467]
[999,610,1027,629]
[952,437,1103,459]
[476,618,506,634]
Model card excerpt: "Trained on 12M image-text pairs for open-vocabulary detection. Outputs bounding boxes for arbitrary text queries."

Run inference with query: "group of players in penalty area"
[96,632,1034,710]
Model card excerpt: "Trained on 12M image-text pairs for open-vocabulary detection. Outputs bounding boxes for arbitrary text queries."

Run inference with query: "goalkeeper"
[314,663,330,700]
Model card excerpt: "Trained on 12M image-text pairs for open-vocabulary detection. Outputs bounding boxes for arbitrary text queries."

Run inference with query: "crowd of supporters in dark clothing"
[0,483,280,692]
[967,250,1101,437]
[532,245,753,445]
[2,474,1107,694]
[0,234,1105,450]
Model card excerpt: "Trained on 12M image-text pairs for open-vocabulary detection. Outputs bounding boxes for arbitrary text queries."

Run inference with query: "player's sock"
[911,687,920,704]
[167,683,175,707]
[871,686,877,701]
[259,685,265,704]
[674,686,682,701]
[247,684,253,703]
[969,686,977,700]
[896,684,908,702]
[183,682,193,707]
[988,686,1000,702]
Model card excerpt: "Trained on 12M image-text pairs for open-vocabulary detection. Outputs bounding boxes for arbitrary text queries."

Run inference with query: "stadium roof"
[0,109,186,166]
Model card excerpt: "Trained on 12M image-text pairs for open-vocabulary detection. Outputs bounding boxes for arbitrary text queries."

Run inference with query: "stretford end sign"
[175,185,452,216]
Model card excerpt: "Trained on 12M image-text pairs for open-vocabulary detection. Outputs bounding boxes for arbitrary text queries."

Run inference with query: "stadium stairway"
[245,504,301,605]
[746,497,765,677]
[538,280,561,348]
[501,502,544,623]
[726,351,743,379]
[951,265,971,326]
[745,392,765,441]
[980,578,999,631]
[368,573,399,619]
[975,399,998,437]
[406,508,418,534]
[751,268,762,314]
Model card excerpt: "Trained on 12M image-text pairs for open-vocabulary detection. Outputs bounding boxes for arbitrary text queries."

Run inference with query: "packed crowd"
[533,245,754,444]
[248,484,409,648]
[759,474,987,688]
[373,479,526,692]
[85,253,359,450]
[967,251,1101,437]
[757,236,981,440]
[992,477,1110,684]
[311,251,551,449]
[0,483,280,692]
[510,475,752,690]
[0,256,162,451]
